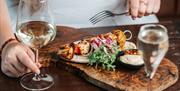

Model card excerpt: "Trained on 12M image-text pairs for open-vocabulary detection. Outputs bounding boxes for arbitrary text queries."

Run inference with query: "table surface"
[0,21,180,91]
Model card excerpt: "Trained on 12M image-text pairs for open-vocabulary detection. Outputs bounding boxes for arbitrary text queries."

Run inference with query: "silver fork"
[89,10,128,25]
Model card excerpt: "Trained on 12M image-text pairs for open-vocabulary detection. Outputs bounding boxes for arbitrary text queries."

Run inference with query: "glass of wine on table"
[137,24,169,90]
[15,0,56,90]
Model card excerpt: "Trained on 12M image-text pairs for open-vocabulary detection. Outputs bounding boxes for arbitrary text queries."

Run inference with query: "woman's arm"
[0,0,40,77]
[0,0,15,46]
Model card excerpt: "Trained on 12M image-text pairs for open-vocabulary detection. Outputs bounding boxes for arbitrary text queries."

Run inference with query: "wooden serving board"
[39,26,179,91]
[57,58,178,91]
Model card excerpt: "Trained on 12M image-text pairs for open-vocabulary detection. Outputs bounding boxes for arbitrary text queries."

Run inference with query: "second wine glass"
[137,24,169,79]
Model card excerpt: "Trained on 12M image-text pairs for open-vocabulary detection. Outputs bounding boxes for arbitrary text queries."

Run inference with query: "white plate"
[61,41,137,63]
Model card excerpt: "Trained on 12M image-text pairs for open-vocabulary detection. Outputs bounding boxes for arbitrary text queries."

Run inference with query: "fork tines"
[89,10,112,24]
[90,10,128,25]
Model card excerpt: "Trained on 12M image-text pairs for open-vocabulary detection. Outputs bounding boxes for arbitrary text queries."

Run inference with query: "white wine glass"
[137,24,169,79]
[15,0,56,90]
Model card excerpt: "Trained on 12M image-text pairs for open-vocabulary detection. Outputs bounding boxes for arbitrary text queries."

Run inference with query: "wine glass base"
[20,73,54,91]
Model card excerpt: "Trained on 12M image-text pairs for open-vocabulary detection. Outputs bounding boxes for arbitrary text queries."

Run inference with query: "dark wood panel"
[178,0,180,15]
[157,0,176,17]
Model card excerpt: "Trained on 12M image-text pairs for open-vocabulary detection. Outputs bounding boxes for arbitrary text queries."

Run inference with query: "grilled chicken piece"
[74,40,91,55]
[58,44,74,59]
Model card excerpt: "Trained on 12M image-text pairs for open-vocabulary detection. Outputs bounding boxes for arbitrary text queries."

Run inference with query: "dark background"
[157,0,180,21]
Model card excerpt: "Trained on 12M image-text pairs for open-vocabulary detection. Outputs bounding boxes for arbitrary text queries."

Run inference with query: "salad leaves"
[88,37,120,71]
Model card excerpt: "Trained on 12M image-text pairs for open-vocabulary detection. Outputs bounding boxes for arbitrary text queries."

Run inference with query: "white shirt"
[7,0,158,29]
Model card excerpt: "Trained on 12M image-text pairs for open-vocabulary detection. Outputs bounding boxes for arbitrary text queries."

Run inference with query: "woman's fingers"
[1,52,20,77]
[138,0,147,17]
[128,0,161,18]
[129,0,140,18]
[23,45,35,61]
[24,45,41,68]
[1,41,39,77]
[37,62,42,68]
[8,65,21,77]
[4,63,20,77]
[26,47,41,68]
[17,51,40,74]
[153,0,161,13]
[12,58,27,73]
[146,0,155,14]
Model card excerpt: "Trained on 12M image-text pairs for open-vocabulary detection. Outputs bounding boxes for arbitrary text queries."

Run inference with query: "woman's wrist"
[0,38,17,56]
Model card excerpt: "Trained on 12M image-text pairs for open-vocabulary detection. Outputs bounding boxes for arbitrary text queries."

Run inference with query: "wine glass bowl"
[137,24,169,79]
[15,0,56,90]
[16,21,56,49]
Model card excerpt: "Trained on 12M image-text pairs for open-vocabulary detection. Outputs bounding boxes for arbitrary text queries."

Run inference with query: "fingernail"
[27,69,31,73]
[38,63,42,68]
[132,17,136,20]
[35,69,40,74]
[138,16,142,18]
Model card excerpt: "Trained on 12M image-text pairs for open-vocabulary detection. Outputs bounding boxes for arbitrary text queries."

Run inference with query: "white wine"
[137,26,169,79]
[16,21,56,49]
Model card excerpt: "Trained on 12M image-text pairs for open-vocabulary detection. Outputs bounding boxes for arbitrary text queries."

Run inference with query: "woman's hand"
[128,0,161,19]
[1,41,40,77]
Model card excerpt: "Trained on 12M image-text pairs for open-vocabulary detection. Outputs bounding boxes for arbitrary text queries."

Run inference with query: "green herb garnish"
[88,44,119,71]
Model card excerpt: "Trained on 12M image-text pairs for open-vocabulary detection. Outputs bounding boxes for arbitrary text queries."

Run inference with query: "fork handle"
[115,12,129,16]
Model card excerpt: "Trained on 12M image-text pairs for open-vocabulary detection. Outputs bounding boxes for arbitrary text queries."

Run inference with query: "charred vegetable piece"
[116,49,144,69]
[58,44,74,59]
[118,54,144,69]
[124,49,140,55]
[74,45,81,55]
[112,29,126,50]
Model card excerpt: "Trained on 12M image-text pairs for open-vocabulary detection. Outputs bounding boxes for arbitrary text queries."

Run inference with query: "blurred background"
[157,0,180,22]
[7,0,180,25]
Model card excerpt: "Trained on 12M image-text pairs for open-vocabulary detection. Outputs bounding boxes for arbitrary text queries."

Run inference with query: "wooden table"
[0,21,180,91]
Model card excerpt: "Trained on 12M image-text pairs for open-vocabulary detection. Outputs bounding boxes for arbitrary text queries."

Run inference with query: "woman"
[1,0,161,77]
[50,0,159,28]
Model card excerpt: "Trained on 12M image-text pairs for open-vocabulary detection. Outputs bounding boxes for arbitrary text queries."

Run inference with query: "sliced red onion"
[106,37,113,45]
[91,42,99,49]
[93,38,102,47]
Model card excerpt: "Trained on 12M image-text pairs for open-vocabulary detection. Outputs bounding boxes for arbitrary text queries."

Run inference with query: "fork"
[89,10,128,25]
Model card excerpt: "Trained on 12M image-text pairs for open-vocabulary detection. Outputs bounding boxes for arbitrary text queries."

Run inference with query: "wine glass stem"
[35,49,39,65]
[34,49,40,80]
[147,77,152,91]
